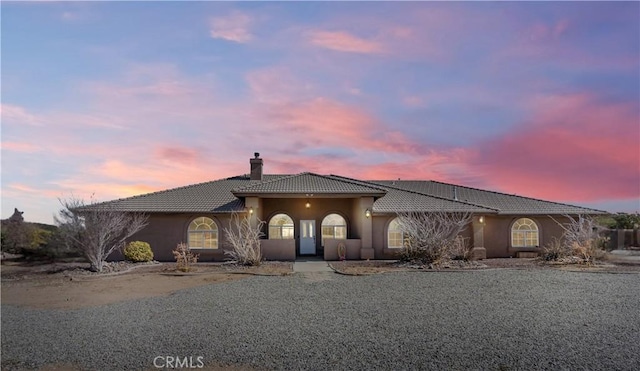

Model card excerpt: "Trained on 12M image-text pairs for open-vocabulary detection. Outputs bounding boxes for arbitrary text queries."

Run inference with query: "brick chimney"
[250,152,263,180]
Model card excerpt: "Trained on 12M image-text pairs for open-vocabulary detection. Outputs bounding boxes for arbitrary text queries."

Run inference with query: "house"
[104,153,604,261]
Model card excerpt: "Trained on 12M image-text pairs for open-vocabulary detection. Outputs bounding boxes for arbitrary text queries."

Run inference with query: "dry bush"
[541,237,570,261]
[548,214,607,265]
[449,236,472,261]
[224,212,265,266]
[173,242,198,272]
[55,196,149,272]
[395,211,472,264]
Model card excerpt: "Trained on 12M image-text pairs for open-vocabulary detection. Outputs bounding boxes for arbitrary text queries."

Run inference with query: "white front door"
[300,220,316,255]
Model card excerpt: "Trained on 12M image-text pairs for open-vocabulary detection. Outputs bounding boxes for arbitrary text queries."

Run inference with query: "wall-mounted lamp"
[365,208,371,218]
[305,201,311,209]
[248,207,254,215]
[479,215,485,224]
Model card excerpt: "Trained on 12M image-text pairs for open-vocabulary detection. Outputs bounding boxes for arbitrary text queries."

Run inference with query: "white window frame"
[269,213,294,240]
[188,217,218,249]
[321,213,347,246]
[387,217,404,249]
[511,218,539,247]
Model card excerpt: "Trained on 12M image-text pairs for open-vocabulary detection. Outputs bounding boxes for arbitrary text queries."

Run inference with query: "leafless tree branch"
[395,211,473,264]
[224,212,265,266]
[55,196,149,272]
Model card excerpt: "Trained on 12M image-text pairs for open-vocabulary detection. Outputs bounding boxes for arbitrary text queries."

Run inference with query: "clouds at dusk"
[1,1,638,223]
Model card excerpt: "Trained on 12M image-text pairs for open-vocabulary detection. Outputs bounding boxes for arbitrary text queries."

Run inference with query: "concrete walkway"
[293,259,334,273]
[608,249,640,263]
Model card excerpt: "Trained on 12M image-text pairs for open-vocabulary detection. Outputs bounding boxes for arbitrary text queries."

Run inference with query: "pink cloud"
[528,19,570,42]
[307,30,384,54]
[472,93,639,201]
[155,146,199,164]
[1,104,44,126]
[210,11,253,43]
[1,141,40,153]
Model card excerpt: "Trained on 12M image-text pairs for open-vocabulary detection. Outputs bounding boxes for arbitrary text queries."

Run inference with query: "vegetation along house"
[103,153,604,261]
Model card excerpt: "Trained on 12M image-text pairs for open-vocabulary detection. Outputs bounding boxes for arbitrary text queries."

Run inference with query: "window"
[188,217,218,249]
[511,218,539,247]
[321,213,347,246]
[387,217,404,249]
[269,213,294,239]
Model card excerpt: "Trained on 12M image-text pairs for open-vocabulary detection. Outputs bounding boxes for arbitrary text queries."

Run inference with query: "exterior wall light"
[305,201,311,209]
[248,207,254,215]
[365,209,371,218]
[479,215,485,224]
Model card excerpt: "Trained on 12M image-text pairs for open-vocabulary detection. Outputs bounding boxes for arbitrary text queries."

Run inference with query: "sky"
[1,1,639,224]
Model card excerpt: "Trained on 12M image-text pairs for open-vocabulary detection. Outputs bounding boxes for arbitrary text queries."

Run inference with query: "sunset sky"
[2,1,639,224]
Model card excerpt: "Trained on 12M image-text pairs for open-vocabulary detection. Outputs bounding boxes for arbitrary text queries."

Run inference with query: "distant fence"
[605,229,640,250]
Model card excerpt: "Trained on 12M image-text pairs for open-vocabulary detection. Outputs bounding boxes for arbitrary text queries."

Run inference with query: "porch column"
[359,197,375,260]
[471,216,487,260]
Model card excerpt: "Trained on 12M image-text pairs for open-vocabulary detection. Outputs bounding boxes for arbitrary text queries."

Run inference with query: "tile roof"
[370,180,605,215]
[371,187,496,213]
[93,172,605,215]
[326,175,496,213]
[232,172,387,196]
[93,175,286,213]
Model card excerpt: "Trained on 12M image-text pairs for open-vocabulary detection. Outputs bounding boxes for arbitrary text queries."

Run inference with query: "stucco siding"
[483,215,570,258]
[261,239,296,261]
[118,213,234,262]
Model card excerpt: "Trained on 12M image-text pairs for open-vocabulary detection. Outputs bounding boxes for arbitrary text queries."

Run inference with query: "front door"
[300,220,316,255]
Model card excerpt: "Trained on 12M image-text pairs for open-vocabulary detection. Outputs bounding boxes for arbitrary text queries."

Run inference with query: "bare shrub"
[449,236,472,261]
[549,214,607,265]
[173,242,198,272]
[55,196,149,272]
[224,212,265,266]
[395,211,472,264]
[541,237,570,261]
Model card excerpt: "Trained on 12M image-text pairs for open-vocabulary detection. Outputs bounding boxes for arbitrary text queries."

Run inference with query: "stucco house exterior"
[104,153,604,261]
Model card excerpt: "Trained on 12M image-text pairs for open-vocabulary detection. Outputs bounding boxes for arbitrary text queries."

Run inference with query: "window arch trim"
[510,217,540,248]
[387,217,404,249]
[187,216,219,249]
[268,213,294,240]
[321,213,347,246]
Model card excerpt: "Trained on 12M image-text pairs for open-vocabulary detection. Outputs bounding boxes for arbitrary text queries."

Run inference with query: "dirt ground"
[2,255,637,310]
[0,260,292,310]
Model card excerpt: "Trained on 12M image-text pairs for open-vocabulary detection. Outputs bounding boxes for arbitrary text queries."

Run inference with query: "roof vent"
[250,153,263,181]
[453,186,458,201]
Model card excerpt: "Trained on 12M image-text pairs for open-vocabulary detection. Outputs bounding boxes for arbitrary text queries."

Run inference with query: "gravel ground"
[2,269,640,370]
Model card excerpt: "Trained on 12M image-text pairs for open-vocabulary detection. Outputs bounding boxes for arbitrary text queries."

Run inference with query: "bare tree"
[224,212,265,266]
[549,214,605,263]
[55,197,149,272]
[395,211,472,264]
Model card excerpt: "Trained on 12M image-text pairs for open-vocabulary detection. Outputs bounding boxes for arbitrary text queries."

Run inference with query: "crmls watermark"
[153,356,204,369]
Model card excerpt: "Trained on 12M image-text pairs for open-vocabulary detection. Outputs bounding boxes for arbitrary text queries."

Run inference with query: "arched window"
[188,217,218,249]
[387,217,404,249]
[321,213,347,246]
[269,213,294,239]
[511,218,539,247]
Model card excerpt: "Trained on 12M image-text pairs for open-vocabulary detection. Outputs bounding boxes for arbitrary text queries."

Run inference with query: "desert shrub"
[546,215,608,265]
[395,211,472,265]
[607,213,640,229]
[224,212,264,266]
[123,241,154,262]
[541,237,570,261]
[571,240,607,264]
[449,236,471,261]
[173,242,198,272]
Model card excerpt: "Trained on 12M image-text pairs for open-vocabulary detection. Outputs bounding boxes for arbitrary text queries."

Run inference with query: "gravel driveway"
[2,269,640,370]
